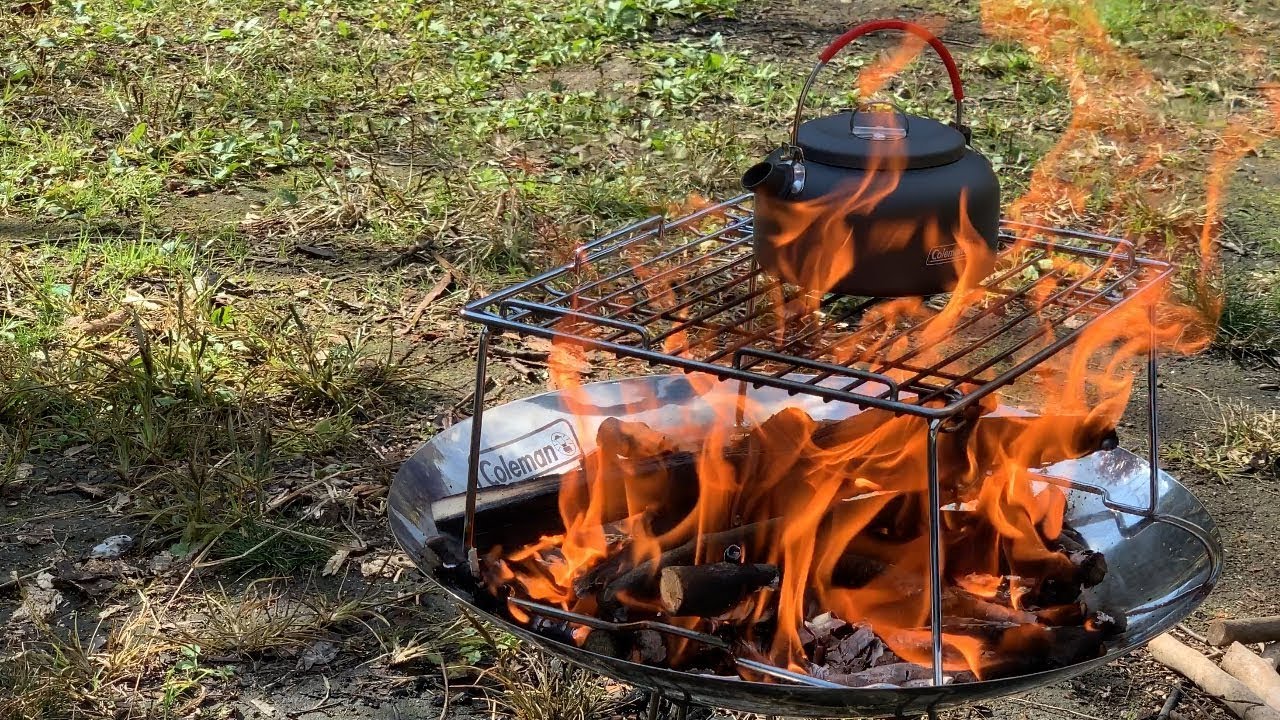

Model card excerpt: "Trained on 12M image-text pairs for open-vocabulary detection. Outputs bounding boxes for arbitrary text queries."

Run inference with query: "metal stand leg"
[645,692,662,720]
[925,419,945,687]
[1146,304,1160,516]
[463,327,492,573]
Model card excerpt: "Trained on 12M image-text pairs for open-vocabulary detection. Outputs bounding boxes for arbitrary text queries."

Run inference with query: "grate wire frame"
[461,194,1174,421]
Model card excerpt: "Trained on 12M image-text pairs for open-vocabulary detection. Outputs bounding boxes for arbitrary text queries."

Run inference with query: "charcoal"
[813,662,937,687]
[630,629,667,665]
[822,624,885,674]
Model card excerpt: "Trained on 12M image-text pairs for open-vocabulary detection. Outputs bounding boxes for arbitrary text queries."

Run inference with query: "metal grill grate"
[462,195,1173,420]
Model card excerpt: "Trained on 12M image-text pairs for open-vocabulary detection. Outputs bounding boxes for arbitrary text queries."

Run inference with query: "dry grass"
[172,579,389,656]
[1168,399,1279,482]
[487,649,623,720]
[0,595,199,720]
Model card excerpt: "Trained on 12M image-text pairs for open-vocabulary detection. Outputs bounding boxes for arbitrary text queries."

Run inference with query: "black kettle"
[743,20,1000,298]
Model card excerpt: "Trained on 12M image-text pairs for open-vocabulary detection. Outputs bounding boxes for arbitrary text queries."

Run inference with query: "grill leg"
[462,327,492,570]
[645,692,662,720]
[1145,302,1159,516]
[925,418,945,687]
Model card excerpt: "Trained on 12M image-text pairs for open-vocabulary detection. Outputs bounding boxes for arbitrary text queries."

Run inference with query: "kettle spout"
[742,161,796,198]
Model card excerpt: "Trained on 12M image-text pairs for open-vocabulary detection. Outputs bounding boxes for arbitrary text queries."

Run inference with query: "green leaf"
[7,62,32,83]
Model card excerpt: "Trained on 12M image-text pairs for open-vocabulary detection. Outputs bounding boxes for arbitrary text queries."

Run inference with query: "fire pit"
[389,196,1222,718]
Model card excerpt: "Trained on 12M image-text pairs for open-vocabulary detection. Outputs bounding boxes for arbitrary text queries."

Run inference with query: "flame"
[486,0,1280,684]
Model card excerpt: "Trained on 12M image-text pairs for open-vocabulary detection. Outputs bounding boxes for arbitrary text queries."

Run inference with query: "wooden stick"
[1147,634,1280,720]
[1221,642,1280,711]
[659,563,778,617]
[599,519,781,604]
[1209,617,1280,647]
[1262,643,1280,670]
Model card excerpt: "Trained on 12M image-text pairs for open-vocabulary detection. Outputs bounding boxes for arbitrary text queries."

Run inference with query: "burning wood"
[660,563,780,617]
[482,406,1119,686]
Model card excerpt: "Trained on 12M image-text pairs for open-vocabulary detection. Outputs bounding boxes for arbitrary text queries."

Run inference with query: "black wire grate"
[461,195,1174,420]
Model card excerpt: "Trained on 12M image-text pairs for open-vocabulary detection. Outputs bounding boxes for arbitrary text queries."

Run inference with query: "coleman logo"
[926,244,965,266]
[477,419,581,487]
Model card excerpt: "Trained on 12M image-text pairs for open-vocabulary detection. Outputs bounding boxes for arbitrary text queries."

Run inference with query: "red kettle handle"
[818,20,965,101]
[787,19,967,151]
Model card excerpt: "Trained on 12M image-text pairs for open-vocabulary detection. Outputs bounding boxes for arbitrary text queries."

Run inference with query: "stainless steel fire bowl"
[389,374,1221,718]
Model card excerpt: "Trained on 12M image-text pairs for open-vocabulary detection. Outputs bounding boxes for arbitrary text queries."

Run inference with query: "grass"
[1216,270,1280,364]
[1,0,1279,714]
[1167,399,1279,483]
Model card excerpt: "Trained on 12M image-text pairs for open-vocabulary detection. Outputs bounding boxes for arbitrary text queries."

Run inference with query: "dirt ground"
[3,0,1280,718]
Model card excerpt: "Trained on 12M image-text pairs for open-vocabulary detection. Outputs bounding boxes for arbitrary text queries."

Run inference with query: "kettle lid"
[797,102,967,171]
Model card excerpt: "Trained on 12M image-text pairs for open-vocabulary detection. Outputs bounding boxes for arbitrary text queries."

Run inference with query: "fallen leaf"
[98,603,129,621]
[521,336,554,356]
[359,550,415,578]
[73,482,108,499]
[63,308,130,338]
[106,492,131,513]
[149,551,175,574]
[89,535,134,559]
[321,547,350,577]
[295,244,338,259]
[9,0,52,16]
[296,639,338,671]
[249,698,276,717]
[11,573,61,624]
[121,290,163,311]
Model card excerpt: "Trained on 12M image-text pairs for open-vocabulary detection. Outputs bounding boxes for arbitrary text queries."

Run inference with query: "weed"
[159,644,235,716]
[271,309,412,414]
[1096,0,1232,44]
[0,599,194,720]
[209,519,331,572]
[1166,399,1278,482]
[0,644,77,720]
[489,648,622,720]
[175,580,388,657]
[1191,268,1280,366]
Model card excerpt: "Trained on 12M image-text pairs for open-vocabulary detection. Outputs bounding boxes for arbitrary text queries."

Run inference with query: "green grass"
[1216,270,1280,364]
[1095,0,1232,43]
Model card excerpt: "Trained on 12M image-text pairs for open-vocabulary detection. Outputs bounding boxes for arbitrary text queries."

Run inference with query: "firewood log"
[1221,642,1280,712]
[1210,617,1280,647]
[659,563,779,617]
[1148,633,1280,720]
[598,519,782,606]
[596,417,681,458]
[828,551,891,587]
[580,629,621,658]
[1262,643,1280,670]
[1054,533,1109,587]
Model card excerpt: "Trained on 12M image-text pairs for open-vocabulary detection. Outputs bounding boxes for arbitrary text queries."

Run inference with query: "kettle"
[743,20,1000,297]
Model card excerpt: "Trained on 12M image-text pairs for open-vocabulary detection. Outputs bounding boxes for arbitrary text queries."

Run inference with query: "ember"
[481,407,1121,684]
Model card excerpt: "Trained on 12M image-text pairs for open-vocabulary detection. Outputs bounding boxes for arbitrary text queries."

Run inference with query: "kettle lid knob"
[850,101,908,141]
